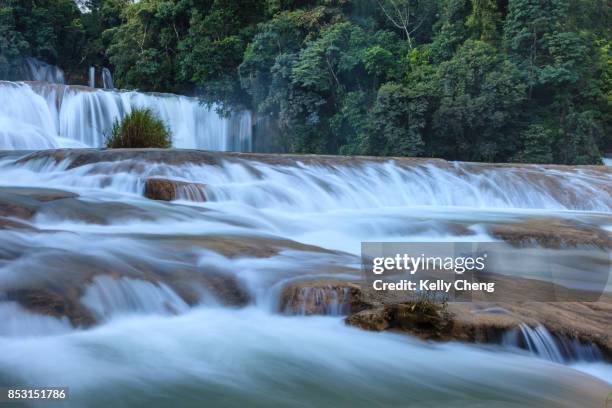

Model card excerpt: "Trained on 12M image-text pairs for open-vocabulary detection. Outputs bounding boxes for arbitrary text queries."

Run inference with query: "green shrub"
[106,108,172,148]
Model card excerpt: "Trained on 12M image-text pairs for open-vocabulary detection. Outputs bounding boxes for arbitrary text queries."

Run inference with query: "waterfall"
[502,324,604,363]
[88,66,96,88]
[23,57,66,84]
[102,67,114,90]
[0,81,253,150]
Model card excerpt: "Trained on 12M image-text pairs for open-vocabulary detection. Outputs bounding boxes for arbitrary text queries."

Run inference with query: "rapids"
[0,149,610,407]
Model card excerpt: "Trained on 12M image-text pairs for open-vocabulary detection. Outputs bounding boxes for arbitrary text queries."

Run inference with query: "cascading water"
[102,67,115,90]
[502,324,604,364]
[88,66,96,88]
[0,150,610,406]
[22,57,66,84]
[81,275,190,320]
[0,81,252,150]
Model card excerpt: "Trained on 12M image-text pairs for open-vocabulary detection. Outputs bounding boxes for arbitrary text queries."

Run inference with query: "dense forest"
[1,0,610,164]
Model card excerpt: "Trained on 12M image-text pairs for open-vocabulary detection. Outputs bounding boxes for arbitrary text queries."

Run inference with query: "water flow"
[502,324,604,363]
[23,57,65,84]
[0,81,252,150]
[0,151,610,404]
[89,66,96,88]
[102,67,114,90]
[81,275,190,320]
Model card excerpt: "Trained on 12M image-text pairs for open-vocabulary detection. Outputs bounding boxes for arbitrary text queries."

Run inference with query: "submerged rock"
[0,187,77,202]
[144,178,207,201]
[0,187,78,221]
[0,192,39,219]
[489,217,611,249]
[6,289,96,328]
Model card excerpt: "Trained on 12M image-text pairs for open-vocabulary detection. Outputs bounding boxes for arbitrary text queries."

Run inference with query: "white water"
[88,66,95,88]
[81,275,190,321]
[0,152,610,406]
[503,324,604,364]
[22,57,66,84]
[0,81,252,150]
[102,67,114,90]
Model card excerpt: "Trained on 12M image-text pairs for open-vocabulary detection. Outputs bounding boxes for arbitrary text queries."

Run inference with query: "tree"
[375,0,430,49]
[104,0,186,91]
[511,124,553,163]
[178,0,266,112]
[432,40,526,161]
[365,82,426,156]
[0,0,85,79]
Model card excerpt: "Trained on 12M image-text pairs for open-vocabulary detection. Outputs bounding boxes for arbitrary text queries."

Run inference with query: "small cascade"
[88,66,96,88]
[102,67,115,90]
[175,182,207,201]
[80,275,190,321]
[502,324,604,363]
[23,57,65,84]
[282,284,353,316]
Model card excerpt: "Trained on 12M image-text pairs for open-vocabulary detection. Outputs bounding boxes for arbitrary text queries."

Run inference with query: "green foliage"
[178,0,266,112]
[2,0,610,163]
[106,108,172,148]
[365,82,426,156]
[0,0,85,79]
[432,40,526,161]
[511,124,554,164]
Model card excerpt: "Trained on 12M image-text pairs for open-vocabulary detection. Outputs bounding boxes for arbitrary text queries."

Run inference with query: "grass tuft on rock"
[106,108,172,148]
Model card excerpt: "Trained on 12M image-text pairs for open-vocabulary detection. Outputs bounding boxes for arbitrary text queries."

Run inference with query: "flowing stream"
[0,148,610,407]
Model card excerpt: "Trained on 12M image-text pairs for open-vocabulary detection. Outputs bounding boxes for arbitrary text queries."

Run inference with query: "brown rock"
[0,187,77,202]
[345,300,454,340]
[0,192,39,219]
[6,289,96,328]
[0,216,34,230]
[144,178,206,201]
[344,280,612,357]
[489,217,611,249]
[346,308,391,331]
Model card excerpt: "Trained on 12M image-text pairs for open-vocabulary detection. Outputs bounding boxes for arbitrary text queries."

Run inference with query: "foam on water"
[0,302,73,337]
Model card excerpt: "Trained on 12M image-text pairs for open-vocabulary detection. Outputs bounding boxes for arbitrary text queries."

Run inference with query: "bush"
[106,108,172,148]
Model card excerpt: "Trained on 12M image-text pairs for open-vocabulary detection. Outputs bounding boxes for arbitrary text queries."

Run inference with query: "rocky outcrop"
[346,302,454,340]
[338,279,612,358]
[490,217,611,249]
[144,178,206,201]
[345,298,611,359]
[6,288,96,328]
